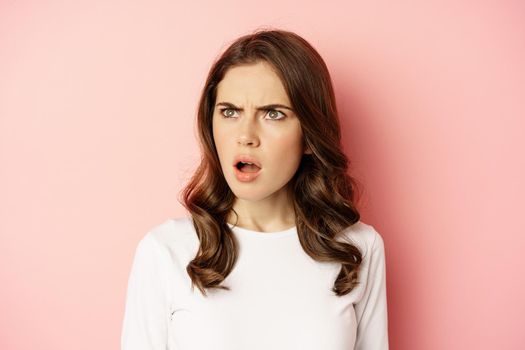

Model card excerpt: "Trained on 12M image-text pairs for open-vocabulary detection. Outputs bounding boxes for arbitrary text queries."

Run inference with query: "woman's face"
[212,61,310,203]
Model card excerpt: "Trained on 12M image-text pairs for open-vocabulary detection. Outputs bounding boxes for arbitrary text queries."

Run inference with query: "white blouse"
[121,216,389,349]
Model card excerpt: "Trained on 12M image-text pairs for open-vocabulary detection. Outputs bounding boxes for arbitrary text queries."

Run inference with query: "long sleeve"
[354,230,389,350]
[121,233,171,350]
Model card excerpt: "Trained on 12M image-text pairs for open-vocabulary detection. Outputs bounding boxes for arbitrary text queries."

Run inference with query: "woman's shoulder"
[337,220,385,258]
[139,216,199,256]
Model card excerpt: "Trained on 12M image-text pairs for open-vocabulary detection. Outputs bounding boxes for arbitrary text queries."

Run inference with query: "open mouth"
[235,161,261,173]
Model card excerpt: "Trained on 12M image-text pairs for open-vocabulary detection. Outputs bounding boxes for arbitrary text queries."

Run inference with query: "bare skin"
[212,61,311,233]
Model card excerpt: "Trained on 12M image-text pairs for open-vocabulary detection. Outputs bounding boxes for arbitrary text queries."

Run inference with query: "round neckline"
[227,222,297,238]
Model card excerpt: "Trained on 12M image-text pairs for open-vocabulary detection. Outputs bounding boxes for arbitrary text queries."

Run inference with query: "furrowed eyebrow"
[215,102,294,112]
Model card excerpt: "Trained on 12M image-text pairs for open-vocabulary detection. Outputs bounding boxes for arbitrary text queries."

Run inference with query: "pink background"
[1,1,524,349]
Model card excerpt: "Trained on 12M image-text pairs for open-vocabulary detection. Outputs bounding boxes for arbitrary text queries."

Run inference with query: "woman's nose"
[236,112,260,146]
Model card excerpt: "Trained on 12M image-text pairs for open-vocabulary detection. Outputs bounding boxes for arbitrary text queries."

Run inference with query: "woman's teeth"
[238,162,260,172]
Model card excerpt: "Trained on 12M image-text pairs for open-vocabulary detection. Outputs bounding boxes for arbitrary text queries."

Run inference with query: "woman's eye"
[265,109,286,120]
[220,108,238,118]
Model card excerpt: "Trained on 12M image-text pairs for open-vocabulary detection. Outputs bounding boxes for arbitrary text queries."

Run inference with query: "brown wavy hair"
[180,27,364,297]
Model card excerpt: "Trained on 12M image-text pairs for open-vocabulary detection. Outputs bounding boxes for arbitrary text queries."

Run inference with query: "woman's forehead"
[216,63,290,105]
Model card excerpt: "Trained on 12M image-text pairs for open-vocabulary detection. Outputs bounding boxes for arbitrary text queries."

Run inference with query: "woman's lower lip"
[233,165,261,182]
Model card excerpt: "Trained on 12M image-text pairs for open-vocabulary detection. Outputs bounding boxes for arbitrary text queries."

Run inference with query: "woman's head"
[181,28,362,297]
[197,29,346,203]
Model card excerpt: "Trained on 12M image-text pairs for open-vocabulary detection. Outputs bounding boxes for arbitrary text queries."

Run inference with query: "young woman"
[121,29,389,350]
